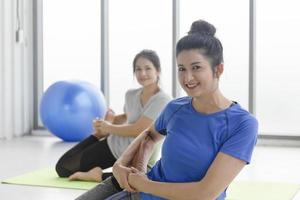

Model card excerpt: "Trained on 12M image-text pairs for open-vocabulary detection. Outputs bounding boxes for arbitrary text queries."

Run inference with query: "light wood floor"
[0,134,300,200]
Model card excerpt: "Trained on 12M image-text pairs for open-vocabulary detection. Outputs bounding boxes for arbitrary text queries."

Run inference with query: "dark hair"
[176,20,223,68]
[132,49,161,73]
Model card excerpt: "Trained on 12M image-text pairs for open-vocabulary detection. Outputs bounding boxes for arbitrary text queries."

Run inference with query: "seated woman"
[55,49,171,183]
[109,19,259,200]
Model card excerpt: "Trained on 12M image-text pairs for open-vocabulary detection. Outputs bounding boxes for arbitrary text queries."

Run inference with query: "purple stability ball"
[40,80,107,142]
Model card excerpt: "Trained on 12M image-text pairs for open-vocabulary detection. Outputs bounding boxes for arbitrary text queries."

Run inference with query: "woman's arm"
[129,152,246,200]
[95,115,153,137]
[113,125,163,190]
[103,108,127,125]
[114,124,163,166]
[111,113,127,125]
[93,109,126,139]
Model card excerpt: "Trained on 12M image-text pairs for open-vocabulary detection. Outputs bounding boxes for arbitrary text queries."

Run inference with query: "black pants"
[55,135,117,180]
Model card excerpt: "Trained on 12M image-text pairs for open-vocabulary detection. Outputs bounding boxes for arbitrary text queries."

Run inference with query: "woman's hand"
[95,120,112,133]
[92,108,115,139]
[128,167,149,192]
[93,119,109,139]
[112,162,136,192]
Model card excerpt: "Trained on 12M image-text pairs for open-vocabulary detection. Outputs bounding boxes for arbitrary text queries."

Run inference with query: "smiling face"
[134,57,160,87]
[177,49,223,98]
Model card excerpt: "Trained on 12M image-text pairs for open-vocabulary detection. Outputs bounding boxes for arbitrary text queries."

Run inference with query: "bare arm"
[115,124,163,166]
[96,115,153,137]
[111,113,127,125]
[93,109,126,139]
[103,108,127,125]
[113,124,164,190]
[129,152,246,200]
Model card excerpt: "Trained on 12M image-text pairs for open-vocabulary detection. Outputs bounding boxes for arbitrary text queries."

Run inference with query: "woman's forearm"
[130,132,156,171]
[140,153,245,200]
[108,116,153,137]
[116,127,161,168]
[112,114,127,125]
[116,131,150,166]
[108,124,144,137]
[142,180,213,200]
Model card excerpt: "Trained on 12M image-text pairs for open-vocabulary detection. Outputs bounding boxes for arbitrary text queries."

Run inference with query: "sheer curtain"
[0,0,34,139]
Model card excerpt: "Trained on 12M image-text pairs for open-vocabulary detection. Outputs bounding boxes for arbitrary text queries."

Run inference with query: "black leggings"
[55,135,117,181]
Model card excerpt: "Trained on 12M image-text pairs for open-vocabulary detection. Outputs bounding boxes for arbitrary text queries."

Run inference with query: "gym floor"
[0,132,300,200]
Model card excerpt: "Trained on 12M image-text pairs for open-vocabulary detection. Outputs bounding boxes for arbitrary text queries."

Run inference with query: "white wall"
[0,0,34,139]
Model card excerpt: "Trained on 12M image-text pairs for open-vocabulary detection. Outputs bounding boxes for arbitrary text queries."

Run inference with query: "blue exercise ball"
[40,80,107,142]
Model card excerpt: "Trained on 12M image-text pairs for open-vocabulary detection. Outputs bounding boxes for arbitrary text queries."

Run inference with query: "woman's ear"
[156,71,161,81]
[215,63,224,78]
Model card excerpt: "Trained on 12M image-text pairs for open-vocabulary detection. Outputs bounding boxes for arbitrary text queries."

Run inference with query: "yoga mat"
[2,167,300,200]
[1,167,98,190]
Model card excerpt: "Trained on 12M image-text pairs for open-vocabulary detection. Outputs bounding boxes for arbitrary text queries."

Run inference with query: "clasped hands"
[93,108,115,138]
[93,119,111,133]
[113,162,150,192]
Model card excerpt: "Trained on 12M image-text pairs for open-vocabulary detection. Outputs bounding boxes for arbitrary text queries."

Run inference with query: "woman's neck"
[141,83,160,97]
[140,83,160,107]
[192,90,232,114]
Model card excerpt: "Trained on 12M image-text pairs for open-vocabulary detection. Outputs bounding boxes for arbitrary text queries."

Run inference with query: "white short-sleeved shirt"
[107,88,171,166]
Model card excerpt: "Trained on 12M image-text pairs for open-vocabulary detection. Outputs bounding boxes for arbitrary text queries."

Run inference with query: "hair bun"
[188,20,216,36]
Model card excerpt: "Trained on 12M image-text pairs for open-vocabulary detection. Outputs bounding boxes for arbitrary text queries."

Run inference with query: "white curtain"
[0,0,34,139]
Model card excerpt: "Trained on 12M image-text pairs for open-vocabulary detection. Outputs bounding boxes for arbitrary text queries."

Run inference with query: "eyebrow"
[191,61,202,65]
[177,61,202,67]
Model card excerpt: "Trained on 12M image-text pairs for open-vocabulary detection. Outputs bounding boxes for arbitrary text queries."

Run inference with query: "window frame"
[32,0,300,141]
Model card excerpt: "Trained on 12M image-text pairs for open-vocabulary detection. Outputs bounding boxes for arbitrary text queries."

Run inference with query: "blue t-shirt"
[141,97,258,200]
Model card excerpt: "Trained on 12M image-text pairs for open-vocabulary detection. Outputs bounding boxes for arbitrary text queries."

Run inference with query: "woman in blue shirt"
[111,19,258,200]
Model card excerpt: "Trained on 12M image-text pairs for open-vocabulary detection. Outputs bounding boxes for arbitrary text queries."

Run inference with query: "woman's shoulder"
[228,103,256,118]
[125,88,142,97]
[227,103,258,130]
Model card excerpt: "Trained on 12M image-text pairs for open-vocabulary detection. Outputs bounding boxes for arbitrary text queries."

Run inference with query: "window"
[108,0,172,113]
[43,0,101,90]
[257,0,300,135]
[36,0,300,138]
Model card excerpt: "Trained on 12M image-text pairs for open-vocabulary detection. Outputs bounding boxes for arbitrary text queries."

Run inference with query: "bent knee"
[55,161,73,177]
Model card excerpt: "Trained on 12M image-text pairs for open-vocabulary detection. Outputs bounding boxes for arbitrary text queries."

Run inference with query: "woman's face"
[134,57,160,87]
[177,49,221,98]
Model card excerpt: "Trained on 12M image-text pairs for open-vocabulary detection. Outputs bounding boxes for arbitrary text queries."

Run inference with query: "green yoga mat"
[1,167,98,190]
[2,167,300,200]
